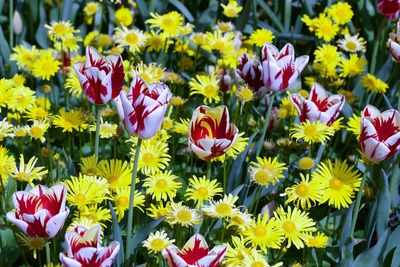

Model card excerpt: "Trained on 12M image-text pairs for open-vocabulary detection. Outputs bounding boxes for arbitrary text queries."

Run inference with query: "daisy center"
[161,17,174,28]
[155,179,168,190]
[125,33,139,45]
[253,226,267,237]
[29,238,45,249]
[197,187,209,198]
[75,193,87,203]
[15,172,28,180]
[345,41,357,51]
[176,210,192,222]
[214,40,225,50]
[215,203,231,216]
[254,170,272,185]
[295,184,309,197]
[329,177,343,190]
[282,221,297,233]
[204,85,217,95]
[118,196,129,208]
[150,239,165,251]
[30,126,44,138]
[303,125,318,137]
[142,152,155,163]
[53,24,68,35]
[251,262,265,267]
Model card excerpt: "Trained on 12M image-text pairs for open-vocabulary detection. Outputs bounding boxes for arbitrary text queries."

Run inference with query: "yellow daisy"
[282,174,322,209]
[52,108,87,132]
[98,159,132,191]
[360,74,388,94]
[290,120,335,144]
[189,73,220,104]
[114,26,146,54]
[142,230,175,253]
[146,11,184,38]
[185,175,223,207]
[202,194,239,219]
[79,155,101,176]
[11,155,48,186]
[221,0,243,18]
[143,170,181,201]
[166,202,202,227]
[113,186,145,221]
[249,157,287,187]
[248,28,275,47]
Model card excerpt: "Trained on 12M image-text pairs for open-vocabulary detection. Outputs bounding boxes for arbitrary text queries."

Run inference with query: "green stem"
[255,93,275,157]
[206,160,212,180]
[125,138,142,262]
[223,160,228,194]
[45,239,51,264]
[9,0,13,48]
[94,106,101,157]
[350,165,369,238]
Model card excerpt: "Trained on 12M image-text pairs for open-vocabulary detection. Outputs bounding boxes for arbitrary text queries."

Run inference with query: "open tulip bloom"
[188,105,239,160]
[261,43,309,92]
[291,83,345,126]
[60,224,120,267]
[6,184,69,238]
[74,46,124,105]
[377,0,400,20]
[360,105,400,162]
[114,75,172,139]
[162,234,227,267]
[236,53,265,97]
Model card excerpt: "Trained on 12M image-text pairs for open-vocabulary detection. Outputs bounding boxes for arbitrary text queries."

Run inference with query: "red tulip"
[188,105,239,160]
[388,20,400,62]
[261,43,309,92]
[236,54,264,96]
[6,184,69,238]
[114,75,172,139]
[377,0,400,20]
[360,105,400,162]
[290,83,345,126]
[74,46,124,105]
[59,224,120,267]
[162,234,227,267]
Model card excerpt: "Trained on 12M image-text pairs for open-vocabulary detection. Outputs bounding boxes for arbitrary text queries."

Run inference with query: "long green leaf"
[376,170,390,238]
[109,203,124,267]
[168,0,194,22]
[353,230,389,266]
[255,0,285,32]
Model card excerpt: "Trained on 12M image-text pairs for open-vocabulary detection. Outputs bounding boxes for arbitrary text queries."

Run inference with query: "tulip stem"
[255,93,275,157]
[350,164,369,239]
[45,239,51,264]
[206,160,212,180]
[125,138,142,262]
[94,106,101,157]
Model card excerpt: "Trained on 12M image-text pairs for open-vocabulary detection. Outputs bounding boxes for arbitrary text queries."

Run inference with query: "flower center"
[29,238,45,250]
[161,17,173,28]
[215,203,231,216]
[251,262,265,267]
[204,85,217,95]
[329,177,343,190]
[254,170,272,185]
[155,179,168,190]
[197,187,209,198]
[125,33,139,45]
[142,152,155,163]
[345,41,357,51]
[214,40,225,50]
[75,193,86,203]
[118,196,129,208]
[176,210,192,222]
[53,24,68,35]
[150,239,165,251]
[295,184,309,197]
[282,221,297,233]
[30,126,44,138]
[304,125,318,137]
[253,226,267,237]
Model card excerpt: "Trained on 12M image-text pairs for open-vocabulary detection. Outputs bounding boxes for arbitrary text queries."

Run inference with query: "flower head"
[249,157,287,186]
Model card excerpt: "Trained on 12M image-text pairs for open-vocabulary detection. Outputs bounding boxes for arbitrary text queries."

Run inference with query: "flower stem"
[45,239,51,264]
[125,138,142,262]
[94,106,101,157]
[255,93,275,157]
[350,164,369,238]
[206,160,212,180]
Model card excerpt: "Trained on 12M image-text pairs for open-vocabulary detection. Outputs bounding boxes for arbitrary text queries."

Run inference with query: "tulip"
[6,184,69,238]
[74,46,124,105]
[60,224,120,267]
[388,20,400,62]
[236,54,265,97]
[360,105,400,162]
[114,75,172,139]
[377,0,400,20]
[162,234,227,267]
[188,105,239,160]
[261,43,309,92]
[290,83,345,126]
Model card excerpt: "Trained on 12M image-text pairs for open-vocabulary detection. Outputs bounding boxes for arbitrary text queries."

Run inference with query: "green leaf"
[168,0,194,22]
[284,0,292,31]
[384,226,400,259]
[237,0,252,31]
[35,1,49,48]
[136,0,150,21]
[5,178,16,208]
[255,0,285,32]
[340,204,354,266]
[109,202,124,266]
[128,217,163,258]
[61,0,73,20]
[0,228,19,266]
[353,229,389,266]
[390,247,400,267]
[376,170,390,238]
[61,149,77,176]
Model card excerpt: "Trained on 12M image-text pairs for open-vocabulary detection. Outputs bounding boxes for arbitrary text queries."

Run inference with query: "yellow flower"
[0,79,14,111]
[7,86,36,113]
[282,174,322,209]
[314,14,339,42]
[221,0,243,18]
[297,157,315,170]
[26,120,50,143]
[79,155,101,176]
[89,119,117,139]
[147,202,170,220]
[249,157,287,186]
[360,74,388,94]
[203,30,234,52]
[185,175,223,207]
[166,202,202,227]
[24,104,49,121]
[114,26,146,54]
[52,108,87,132]
[243,215,283,252]
[312,159,362,209]
[142,230,175,253]
[314,44,341,70]
[74,205,111,229]
[347,113,361,138]
[0,147,15,186]
[173,118,190,135]
[0,118,15,141]
[146,11,184,38]
[224,236,255,267]
[83,2,99,24]
[143,170,181,201]
[274,206,316,249]
[113,187,144,221]
[32,51,60,81]
[337,33,366,53]
[241,250,282,267]
[45,20,79,41]
[53,34,82,52]
[10,45,39,71]
[328,2,353,25]
[307,232,329,248]
[11,154,48,186]
[202,194,239,218]
[190,33,207,46]
[301,15,319,33]
[215,21,235,32]
[115,6,133,26]
[189,73,220,104]
[16,233,45,259]
[249,28,275,47]
[12,74,26,86]
[145,30,169,52]
[64,174,110,209]
[236,86,254,104]
[98,159,132,191]
[339,54,367,77]
[290,120,335,144]
[65,69,82,98]
[131,62,164,84]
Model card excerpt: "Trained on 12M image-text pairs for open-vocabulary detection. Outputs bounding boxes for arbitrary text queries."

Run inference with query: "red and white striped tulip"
[388,20,400,62]
[162,234,227,267]
[188,105,239,160]
[6,184,69,238]
[360,105,400,162]
[74,46,124,105]
[60,224,120,267]
[261,43,309,92]
[377,0,400,20]
[114,75,172,139]
[236,54,264,96]
[290,83,345,126]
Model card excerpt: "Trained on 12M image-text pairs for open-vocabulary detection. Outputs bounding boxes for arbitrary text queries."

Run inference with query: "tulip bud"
[13,10,23,35]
